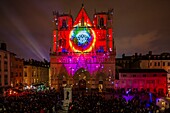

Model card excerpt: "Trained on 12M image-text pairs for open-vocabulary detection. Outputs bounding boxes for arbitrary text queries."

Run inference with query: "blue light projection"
[76,31,90,45]
[70,27,94,52]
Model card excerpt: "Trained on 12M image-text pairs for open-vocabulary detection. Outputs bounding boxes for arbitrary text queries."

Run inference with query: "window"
[100,17,104,27]
[168,62,170,66]
[163,62,165,66]
[11,62,13,67]
[24,72,27,77]
[99,81,103,84]
[153,74,157,77]
[158,62,160,66]
[62,19,67,29]
[4,61,8,71]
[0,75,1,86]
[123,74,126,77]
[11,72,13,78]
[150,62,152,66]
[162,74,166,76]
[4,54,7,58]
[0,61,1,72]
[59,39,66,48]
[4,75,8,85]
[154,62,157,66]
[63,81,67,84]
[133,75,136,77]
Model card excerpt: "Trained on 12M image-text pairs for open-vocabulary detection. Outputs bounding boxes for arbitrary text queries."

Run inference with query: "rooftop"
[118,69,167,73]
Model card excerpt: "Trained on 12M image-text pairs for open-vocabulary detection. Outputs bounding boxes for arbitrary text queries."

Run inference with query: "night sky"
[0,0,170,61]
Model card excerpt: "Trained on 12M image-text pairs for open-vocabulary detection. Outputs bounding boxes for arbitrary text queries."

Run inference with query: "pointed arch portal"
[73,68,90,90]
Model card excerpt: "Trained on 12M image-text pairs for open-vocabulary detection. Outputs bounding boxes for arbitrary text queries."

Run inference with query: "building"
[23,59,49,87]
[116,51,170,94]
[10,53,24,88]
[116,53,142,69]
[117,69,167,96]
[0,43,11,93]
[50,5,116,91]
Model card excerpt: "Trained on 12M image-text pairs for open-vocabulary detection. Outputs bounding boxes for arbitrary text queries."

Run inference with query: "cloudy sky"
[0,0,170,61]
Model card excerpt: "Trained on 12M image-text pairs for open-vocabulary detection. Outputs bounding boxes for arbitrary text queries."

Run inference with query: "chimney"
[122,53,125,58]
[149,51,152,55]
[1,43,7,51]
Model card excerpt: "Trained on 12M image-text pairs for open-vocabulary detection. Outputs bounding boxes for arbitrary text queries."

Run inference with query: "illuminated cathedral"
[50,5,116,91]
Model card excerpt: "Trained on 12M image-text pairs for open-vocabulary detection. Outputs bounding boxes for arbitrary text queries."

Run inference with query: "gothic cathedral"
[50,5,116,91]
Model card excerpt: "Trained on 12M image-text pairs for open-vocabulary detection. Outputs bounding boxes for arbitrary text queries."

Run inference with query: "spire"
[82,3,84,8]
[94,9,96,13]
[69,9,71,15]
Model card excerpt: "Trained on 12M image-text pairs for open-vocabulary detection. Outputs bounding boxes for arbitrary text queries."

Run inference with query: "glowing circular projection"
[69,24,96,52]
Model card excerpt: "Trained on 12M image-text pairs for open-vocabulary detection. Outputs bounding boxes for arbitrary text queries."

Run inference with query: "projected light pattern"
[69,26,96,52]
[76,31,90,45]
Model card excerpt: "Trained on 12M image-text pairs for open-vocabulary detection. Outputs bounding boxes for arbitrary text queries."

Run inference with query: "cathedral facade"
[50,5,116,91]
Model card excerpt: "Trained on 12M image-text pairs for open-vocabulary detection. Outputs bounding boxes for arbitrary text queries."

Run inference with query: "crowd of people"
[0,89,62,113]
[0,88,169,113]
[69,93,160,113]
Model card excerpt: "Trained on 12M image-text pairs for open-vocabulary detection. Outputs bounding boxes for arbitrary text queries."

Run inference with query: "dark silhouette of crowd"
[0,88,169,113]
[68,89,169,113]
[0,89,62,113]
